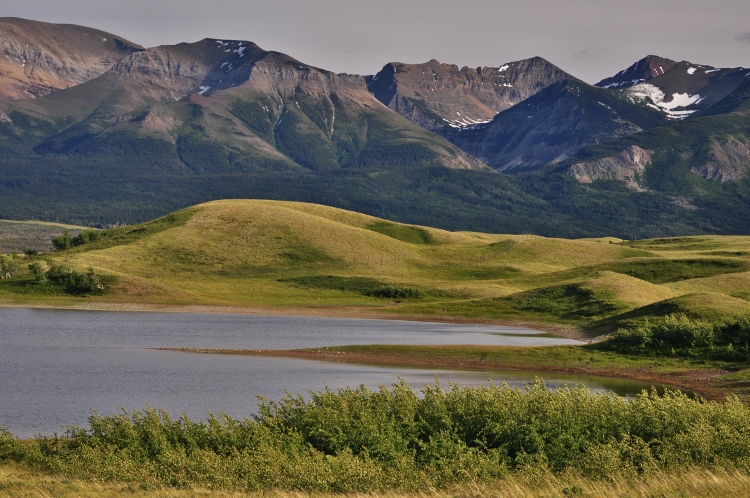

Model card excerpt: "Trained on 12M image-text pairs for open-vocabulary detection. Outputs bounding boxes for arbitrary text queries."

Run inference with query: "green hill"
[3,200,749,335]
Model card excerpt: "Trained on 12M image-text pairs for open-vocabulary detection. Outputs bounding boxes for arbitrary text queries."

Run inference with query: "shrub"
[597,314,750,361]
[4,381,750,491]
[52,229,102,251]
[0,255,18,279]
[45,262,104,295]
[368,285,423,299]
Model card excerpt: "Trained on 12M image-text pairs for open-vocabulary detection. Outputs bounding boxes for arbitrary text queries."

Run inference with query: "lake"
[1,307,660,438]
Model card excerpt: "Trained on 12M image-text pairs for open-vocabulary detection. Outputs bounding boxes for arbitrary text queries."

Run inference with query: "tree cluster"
[52,229,103,251]
[27,260,104,295]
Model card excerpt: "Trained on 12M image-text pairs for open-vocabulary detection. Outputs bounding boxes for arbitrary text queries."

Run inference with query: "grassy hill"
[2,199,749,336]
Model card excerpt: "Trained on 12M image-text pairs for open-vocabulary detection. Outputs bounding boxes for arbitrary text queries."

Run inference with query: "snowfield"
[629,83,704,119]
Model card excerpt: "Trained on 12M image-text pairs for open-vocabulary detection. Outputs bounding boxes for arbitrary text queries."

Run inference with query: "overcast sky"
[5,0,750,83]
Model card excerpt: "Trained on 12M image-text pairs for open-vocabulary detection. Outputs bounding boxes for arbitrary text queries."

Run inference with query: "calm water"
[1,307,660,438]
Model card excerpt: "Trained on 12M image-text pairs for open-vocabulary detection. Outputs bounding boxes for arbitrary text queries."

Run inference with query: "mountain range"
[1,17,749,238]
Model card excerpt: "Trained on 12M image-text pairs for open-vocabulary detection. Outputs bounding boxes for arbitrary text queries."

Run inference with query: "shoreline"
[0,301,586,340]
[152,346,733,402]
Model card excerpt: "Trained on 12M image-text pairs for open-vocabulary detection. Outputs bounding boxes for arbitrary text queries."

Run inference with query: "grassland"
[1,199,748,330]
[4,463,750,498]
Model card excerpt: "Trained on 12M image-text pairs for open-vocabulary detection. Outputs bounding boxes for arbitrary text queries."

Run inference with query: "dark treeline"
[3,156,750,238]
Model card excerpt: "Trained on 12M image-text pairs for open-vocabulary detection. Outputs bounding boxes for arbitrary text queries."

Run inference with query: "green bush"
[52,229,103,251]
[2,380,750,491]
[22,260,107,295]
[0,255,18,279]
[279,276,423,299]
[45,262,104,295]
[369,285,423,299]
[597,314,750,361]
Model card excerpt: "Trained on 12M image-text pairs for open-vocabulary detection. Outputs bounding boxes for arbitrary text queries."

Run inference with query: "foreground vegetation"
[2,381,750,493]
[4,464,750,498]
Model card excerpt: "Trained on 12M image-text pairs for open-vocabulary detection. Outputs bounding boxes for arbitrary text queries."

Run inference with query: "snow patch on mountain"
[687,67,697,75]
[497,64,509,72]
[443,115,493,129]
[600,79,645,89]
[629,83,704,119]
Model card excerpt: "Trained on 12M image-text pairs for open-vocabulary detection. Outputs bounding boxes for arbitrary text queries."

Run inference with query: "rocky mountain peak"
[367,56,574,132]
[0,17,143,99]
[109,38,270,101]
[596,55,679,89]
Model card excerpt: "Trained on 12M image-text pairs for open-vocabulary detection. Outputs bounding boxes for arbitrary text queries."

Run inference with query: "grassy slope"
[1,199,748,330]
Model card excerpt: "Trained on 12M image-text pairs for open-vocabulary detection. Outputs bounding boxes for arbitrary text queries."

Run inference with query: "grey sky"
[5,0,750,83]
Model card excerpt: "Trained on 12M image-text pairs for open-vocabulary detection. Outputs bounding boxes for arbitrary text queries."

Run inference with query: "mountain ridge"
[0,17,143,100]
[2,17,750,239]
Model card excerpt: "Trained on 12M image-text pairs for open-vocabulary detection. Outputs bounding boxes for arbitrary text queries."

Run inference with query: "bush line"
[2,380,750,491]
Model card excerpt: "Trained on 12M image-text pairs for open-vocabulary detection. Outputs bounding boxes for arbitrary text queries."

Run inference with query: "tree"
[28,262,47,283]
[52,230,72,251]
[0,255,18,279]
[72,229,101,246]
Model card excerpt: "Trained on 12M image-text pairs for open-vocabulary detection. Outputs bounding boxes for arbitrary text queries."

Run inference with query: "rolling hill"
[2,200,748,336]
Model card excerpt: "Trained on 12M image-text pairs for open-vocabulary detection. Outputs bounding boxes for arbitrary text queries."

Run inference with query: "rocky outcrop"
[691,137,750,183]
[569,145,653,191]
[0,17,142,99]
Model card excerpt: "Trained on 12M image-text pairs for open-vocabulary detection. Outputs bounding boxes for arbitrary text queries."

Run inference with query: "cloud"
[736,32,750,45]
[573,48,591,58]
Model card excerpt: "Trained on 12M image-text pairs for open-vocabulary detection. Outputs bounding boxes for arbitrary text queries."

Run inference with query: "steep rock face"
[596,55,678,88]
[367,57,574,132]
[569,145,652,190]
[0,17,142,100]
[448,81,664,172]
[691,137,750,183]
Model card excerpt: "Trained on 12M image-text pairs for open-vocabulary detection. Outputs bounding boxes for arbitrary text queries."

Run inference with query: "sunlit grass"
[1,200,749,333]
[2,464,750,497]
